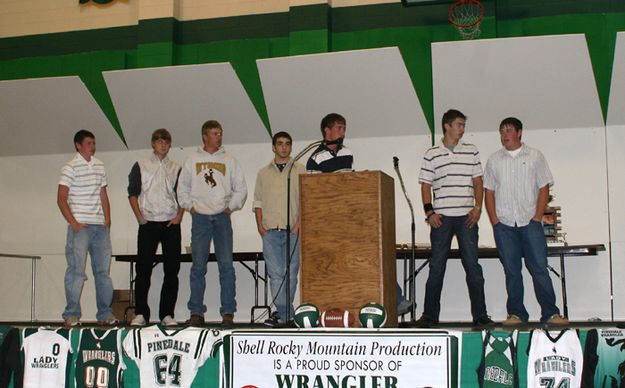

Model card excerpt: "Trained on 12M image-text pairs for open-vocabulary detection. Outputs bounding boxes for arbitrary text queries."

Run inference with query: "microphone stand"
[283,139,324,323]
[393,157,416,321]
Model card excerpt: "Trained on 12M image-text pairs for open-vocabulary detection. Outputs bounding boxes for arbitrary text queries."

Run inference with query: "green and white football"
[359,302,387,328]
[294,303,320,328]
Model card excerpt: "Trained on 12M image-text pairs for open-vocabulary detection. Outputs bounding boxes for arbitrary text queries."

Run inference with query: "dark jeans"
[423,215,488,321]
[135,221,181,322]
[493,220,559,323]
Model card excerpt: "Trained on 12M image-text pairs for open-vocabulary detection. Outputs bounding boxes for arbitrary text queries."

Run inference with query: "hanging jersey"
[582,328,625,388]
[477,330,518,388]
[0,328,22,388]
[21,328,72,388]
[75,329,126,388]
[123,325,222,388]
[0,326,13,347]
[527,329,583,388]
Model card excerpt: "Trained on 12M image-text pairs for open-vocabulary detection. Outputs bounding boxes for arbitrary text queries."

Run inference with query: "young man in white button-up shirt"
[483,117,568,326]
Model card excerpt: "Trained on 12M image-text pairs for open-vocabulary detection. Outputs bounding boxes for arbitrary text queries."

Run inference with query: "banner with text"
[226,329,460,388]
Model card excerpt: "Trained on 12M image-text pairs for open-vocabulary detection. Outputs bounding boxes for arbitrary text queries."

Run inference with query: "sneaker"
[97,314,119,326]
[130,314,146,327]
[64,316,80,328]
[397,300,413,315]
[264,312,282,327]
[185,314,205,326]
[161,315,177,327]
[473,315,495,326]
[502,314,523,326]
[547,314,569,325]
[414,315,438,328]
[222,314,234,326]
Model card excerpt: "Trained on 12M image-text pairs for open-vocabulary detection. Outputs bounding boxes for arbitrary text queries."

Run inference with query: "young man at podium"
[305,113,411,315]
[253,131,306,326]
[306,113,353,173]
[417,109,492,327]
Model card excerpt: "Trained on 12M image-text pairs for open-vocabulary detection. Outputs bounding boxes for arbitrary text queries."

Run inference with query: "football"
[321,309,355,328]
[294,303,320,328]
[359,302,387,328]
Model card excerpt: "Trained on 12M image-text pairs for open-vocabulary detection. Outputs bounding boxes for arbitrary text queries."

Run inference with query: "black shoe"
[397,300,413,315]
[264,312,281,327]
[473,316,495,326]
[414,315,438,328]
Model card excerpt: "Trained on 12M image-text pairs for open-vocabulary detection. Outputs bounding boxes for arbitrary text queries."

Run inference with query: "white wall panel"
[103,63,269,150]
[606,33,625,245]
[0,77,124,156]
[258,47,430,141]
[607,32,625,127]
[432,34,604,132]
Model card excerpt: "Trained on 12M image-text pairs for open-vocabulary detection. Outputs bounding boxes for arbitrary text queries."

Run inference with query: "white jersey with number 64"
[123,325,222,388]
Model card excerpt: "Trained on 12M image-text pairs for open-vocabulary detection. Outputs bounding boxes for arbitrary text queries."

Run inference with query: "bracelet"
[423,203,434,213]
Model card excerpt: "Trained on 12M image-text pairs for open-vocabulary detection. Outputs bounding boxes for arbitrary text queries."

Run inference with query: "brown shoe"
[186,314,205,326]
[64,316,80,328]
[502,314,523,326]
[222,314,234,326]
[547,314,569,325]
[97,314,119,326]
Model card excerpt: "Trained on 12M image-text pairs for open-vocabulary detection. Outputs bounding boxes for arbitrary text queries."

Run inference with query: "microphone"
[393,156,399,169]
[324,138,344,146]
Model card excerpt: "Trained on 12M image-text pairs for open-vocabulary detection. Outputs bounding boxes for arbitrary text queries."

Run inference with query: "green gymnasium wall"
[1,0,624,142]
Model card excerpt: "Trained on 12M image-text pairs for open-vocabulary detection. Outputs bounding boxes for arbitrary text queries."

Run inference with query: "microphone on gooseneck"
[393,156,399,169]
[324,138,344,146]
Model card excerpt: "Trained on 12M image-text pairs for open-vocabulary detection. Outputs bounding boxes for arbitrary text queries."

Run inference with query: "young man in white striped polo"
[417,109,492,327]
[483,117,568,326]
[57,129,117,327]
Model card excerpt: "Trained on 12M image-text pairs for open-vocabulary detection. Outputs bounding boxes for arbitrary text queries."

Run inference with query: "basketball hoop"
[448,0,484,40]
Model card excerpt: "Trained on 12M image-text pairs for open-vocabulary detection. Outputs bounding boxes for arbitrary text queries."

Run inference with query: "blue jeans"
[262,230,300,322]
[423,215,487,321]
[493,220,560,323]
[396,283,405,304]
[188,212,236,317]
[63,224,114,321]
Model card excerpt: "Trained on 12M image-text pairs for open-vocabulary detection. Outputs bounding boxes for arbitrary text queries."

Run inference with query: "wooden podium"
[299,171,397,326]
